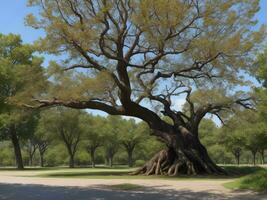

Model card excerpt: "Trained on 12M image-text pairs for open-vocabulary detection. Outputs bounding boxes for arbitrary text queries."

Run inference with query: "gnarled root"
[132,148,226,176]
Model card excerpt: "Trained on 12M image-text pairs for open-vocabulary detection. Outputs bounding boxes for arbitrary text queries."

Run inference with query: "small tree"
[40,108,83,168]
[119,119,146,167]
[24,138,38,166]
[80,115,105,168]
[35,117,51,167]
[244,121,267,166]
[222,118,246,165]
[103,116,122,167]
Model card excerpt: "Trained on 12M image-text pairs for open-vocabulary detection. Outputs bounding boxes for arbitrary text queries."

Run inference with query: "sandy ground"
[0,171,266,200]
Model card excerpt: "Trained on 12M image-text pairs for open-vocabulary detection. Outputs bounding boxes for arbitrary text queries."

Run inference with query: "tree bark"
[133,127,226,176]
[10,126,24,170]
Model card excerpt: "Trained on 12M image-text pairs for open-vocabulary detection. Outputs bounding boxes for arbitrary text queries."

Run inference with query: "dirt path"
[0,171,266,200]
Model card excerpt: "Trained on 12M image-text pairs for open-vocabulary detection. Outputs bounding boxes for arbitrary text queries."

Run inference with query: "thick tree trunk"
[133,128,226,176]
[10,127,24,170]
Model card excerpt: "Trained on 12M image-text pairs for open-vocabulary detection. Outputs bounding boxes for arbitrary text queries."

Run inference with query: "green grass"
[224,168,267,192]
[33,166,263,180]
[222,166,265,176]
[2,165,266,185]
[106,183,144,191]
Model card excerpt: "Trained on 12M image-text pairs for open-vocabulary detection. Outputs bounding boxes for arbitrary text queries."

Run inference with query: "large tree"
[22,0,265,175]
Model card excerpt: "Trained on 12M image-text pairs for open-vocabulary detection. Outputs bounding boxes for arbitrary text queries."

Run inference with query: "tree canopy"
[21,0,264,128]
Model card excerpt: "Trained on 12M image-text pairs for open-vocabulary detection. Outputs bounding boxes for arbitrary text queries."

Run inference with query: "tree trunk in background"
[236,155,240,166]
[10,126,24,170]
[252,151,257,166]
[109,157,113,168]
[234,151,241,166]
[90,149,96,168]
[29,155,33,166]
[38,142,48,167]
[260,149,265,165]
[127,150,133,167]
[69,154,75,168]
[39,152,44,167]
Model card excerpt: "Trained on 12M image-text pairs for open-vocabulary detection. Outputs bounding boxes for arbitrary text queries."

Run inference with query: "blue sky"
[0,0,266,120]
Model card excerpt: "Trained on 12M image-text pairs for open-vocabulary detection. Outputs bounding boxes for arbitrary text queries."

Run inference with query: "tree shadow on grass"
[0,183,266,200]
[44,170,132,177]
[42,166,266,180]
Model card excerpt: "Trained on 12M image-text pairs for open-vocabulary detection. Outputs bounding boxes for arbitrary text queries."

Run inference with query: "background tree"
[119,119,146,167]
[80,115,105,168]
[0,34,44,169]
[40,108,84,168]
[24,138,38,166]
[254,49,267,164]
[35,115,51,167]
[23,0,265,175]
[223,127,245,166]
[103,116,122,167]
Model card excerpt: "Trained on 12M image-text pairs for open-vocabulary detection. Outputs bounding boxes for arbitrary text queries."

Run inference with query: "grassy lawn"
[224,167,267,192]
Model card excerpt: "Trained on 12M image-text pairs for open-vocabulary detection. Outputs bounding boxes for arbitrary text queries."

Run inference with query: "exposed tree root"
[132,148,227,176]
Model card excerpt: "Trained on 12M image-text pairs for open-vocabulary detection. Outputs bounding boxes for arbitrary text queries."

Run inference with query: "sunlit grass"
[2,165,266,183]
[224,169,267,192]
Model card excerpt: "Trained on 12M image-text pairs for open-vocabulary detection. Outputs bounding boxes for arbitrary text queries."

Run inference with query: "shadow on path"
[0,183,266,200]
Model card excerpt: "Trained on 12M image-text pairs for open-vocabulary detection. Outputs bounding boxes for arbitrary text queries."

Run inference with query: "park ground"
[0,166,266,200]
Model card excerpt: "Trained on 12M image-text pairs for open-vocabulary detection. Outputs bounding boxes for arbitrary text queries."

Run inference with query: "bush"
[134,160,145,167]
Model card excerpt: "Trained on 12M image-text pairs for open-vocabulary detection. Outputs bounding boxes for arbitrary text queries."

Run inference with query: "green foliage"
[134,160,146,167]
[0,142,14,166]
[24,0,265,117]
[0,33,45,142]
